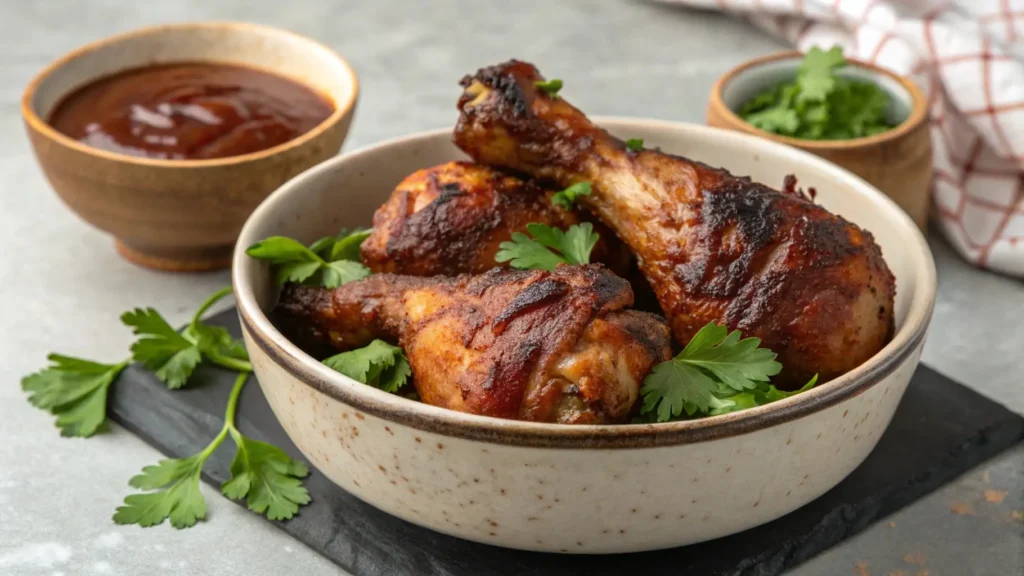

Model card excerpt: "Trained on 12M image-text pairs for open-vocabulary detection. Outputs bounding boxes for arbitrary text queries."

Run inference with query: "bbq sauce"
[49,62,333,160]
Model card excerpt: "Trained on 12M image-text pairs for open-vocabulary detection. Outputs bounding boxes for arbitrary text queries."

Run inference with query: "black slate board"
[109,309,1024,576]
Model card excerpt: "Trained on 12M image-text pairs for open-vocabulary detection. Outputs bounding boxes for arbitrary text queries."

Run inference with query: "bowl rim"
[709,50,929,150]
[232,119,937,449]
[20,20,359,168]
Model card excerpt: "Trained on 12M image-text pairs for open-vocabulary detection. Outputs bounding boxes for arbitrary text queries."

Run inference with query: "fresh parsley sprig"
[23,286,315,528]
[309,228,372,262]
[114,372,311,529]
[122,287,251,389]
[639,322,818,422]
[738,46,894,140]
[323,340,412,393]
[495,222,599,271]
[21,356,129,437]
[625,138,644,152]
[21,287,247,436]
[246,229,371,288]
[534,78,563,97]
[550,182,592,210]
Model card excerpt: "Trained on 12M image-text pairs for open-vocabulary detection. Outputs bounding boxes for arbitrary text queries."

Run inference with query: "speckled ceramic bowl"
[232,119,936,554]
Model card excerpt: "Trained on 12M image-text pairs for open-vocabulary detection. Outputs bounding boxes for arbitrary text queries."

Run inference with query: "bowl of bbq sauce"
[22,22,358,271]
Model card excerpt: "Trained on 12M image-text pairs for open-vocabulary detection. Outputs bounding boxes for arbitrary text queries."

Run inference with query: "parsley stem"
[195,372,248,460]
[207,352,253,373]
[190,286,235,332]
[198,424,230,461]
[223,371,248,432]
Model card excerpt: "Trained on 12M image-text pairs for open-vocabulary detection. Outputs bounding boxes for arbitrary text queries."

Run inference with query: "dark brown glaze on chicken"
[275,265,672,423]
[361,161,630,276]
[454,60,896,387]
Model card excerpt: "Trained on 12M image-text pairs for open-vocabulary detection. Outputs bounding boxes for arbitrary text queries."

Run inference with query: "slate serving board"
[109,309,1024,576]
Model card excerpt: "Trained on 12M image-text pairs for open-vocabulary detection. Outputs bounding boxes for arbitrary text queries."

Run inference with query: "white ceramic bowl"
[232,119,936,554]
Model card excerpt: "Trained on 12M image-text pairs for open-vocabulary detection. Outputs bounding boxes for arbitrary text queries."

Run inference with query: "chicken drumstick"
[454,60,896,387]
[275,264,671,424]
[360,161,630,276]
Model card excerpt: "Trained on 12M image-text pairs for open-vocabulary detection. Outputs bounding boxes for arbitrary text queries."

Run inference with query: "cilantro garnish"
[534,78,563,97]
[246,229,372,288]
[114,373,311,528]
[323,339,412,394]
[625,138,644,152]
[738,46,895,140]
[550,181,592,210]
[495,222,599,271]
[639,322,818,422]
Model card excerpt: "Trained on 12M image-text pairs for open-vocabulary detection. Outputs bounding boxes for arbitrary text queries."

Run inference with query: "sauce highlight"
[49,63,334,160]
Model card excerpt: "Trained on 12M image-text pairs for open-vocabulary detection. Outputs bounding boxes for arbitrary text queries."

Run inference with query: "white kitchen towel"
[660,0,1024,277]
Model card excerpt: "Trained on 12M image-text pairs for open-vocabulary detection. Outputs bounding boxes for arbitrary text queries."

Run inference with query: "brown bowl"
[707,51,931,230]
[22,22,359,271]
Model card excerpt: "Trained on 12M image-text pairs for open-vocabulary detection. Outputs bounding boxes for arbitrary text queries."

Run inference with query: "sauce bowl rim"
[20,20,359,168]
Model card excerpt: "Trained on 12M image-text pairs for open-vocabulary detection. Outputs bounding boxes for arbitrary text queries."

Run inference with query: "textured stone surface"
[0,1,1021,575]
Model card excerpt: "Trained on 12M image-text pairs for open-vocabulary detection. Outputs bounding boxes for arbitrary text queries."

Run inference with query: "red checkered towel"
[659,0,1024,277]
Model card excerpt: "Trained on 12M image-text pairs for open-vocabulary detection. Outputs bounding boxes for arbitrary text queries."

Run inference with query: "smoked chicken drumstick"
[275,265,671,424]
[360,161,629,276]
[454,60,896,387]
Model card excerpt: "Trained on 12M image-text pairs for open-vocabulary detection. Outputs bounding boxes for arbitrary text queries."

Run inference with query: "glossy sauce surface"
[49,63,334,160]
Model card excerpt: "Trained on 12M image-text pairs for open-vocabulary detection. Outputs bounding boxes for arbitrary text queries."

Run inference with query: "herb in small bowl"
[738,46,896,140]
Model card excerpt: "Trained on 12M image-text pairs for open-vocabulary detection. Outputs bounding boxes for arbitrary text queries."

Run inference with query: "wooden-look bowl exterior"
[21,22,359,271]
[707,51,932,231]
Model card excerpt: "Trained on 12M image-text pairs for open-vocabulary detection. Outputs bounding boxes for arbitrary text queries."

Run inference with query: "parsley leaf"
[744,107,799,135]
[640,322,816,422]
[495,231,566,271]
[113,454,208,529]
[21,355,128,437]
[797,46,845,102]
[247,230,372,288]
[676,323,781,391]
[323,260,372,289]
[709,374,820,416]
[534,78,563,97]
[550,182,592,210]
[495,222,599,271]
[641,359,724,419]
[323,339,412,393]
[122,308,202,389]
[625,138,644,152]
[115,372,312,529]
[222,430,311,520]
[309,228,372,262]
[738,46,895,141]
[121,287,250,389]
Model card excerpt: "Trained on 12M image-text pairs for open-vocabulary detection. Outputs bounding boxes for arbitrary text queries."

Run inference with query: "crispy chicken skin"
[274,265,672,423]
[454,60,896,387]
[361,161,630,276]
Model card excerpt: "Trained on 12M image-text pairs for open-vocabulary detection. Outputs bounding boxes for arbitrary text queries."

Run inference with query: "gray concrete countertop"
[1,1,1020,575]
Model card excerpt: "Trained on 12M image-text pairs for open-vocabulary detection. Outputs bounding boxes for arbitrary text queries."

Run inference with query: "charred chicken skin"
[275,265,671,423]
[360,161,630,276]
[454,60,896,387]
